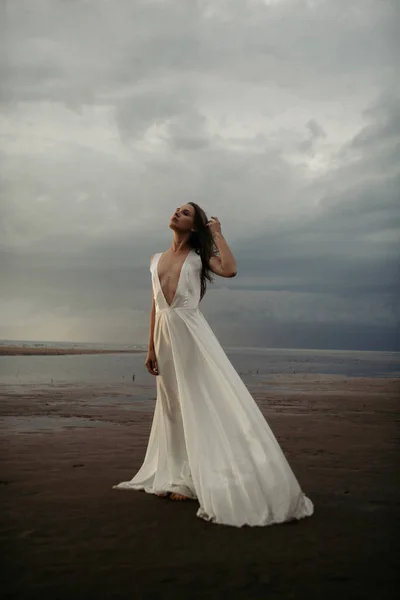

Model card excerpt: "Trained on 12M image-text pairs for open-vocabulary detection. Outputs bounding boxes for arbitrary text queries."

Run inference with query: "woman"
[113,202,314,527]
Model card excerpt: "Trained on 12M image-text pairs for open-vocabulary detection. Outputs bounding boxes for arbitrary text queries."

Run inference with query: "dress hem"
[113,484,314,528]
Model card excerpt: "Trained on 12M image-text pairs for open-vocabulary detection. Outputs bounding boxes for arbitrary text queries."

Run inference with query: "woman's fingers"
[145,357,159,376]
[147,362,154,375]
[146,364,157,376]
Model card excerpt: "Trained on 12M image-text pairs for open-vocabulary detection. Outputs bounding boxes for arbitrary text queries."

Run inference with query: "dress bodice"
[151,249,202,313]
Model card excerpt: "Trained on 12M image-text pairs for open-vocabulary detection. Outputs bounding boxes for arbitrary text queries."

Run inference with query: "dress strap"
[150,253,161,272]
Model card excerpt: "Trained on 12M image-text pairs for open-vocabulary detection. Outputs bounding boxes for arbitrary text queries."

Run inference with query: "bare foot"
[155,492,170,498]
[170,493,189,501]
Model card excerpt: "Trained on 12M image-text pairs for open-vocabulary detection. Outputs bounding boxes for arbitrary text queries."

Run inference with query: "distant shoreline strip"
[0,347,145,356]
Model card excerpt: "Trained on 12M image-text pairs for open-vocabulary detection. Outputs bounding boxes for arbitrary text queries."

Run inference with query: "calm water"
[0,341,399,391]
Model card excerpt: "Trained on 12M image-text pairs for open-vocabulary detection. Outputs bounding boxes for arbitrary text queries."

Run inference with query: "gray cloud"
[1,0,399,349]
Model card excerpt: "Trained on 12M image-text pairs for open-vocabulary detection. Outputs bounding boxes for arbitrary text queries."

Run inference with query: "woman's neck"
[171,233,191,253]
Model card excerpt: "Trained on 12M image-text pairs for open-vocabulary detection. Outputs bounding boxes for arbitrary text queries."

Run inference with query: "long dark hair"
[188,202,217,300]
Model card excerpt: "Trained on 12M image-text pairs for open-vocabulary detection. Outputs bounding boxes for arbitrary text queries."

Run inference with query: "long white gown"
[113,249,314,527]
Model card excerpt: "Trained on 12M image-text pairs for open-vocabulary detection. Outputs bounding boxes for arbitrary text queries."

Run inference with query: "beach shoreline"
[0,346,145,356]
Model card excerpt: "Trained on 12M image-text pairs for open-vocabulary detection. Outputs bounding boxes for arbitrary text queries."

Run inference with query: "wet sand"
[0,346,141,356]
[1,374,399,599]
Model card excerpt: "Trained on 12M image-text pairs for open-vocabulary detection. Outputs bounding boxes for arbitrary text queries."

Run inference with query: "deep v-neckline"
[156,249,193,308]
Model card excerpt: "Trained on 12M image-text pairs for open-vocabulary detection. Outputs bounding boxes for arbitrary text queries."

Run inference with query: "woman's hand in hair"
[206,216,222,237]
[207,218,237,278]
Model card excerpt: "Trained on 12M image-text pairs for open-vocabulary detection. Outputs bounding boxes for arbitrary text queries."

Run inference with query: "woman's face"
[169,203,196,232]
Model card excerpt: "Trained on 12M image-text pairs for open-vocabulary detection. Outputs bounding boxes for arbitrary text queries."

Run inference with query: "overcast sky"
[1,0,399,350]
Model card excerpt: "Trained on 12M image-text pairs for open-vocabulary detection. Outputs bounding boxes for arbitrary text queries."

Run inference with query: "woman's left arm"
[207,217,237,278]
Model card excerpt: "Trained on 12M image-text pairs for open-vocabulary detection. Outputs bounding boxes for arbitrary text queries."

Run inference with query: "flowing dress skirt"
[113,307,314,528]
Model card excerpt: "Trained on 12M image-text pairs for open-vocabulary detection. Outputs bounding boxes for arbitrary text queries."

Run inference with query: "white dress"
[113,249,314,527]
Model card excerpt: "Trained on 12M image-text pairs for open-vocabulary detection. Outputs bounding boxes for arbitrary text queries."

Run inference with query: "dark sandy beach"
[1,374,399,599]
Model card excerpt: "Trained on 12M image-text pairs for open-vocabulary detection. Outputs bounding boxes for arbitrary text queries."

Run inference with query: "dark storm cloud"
[231,93,399,315]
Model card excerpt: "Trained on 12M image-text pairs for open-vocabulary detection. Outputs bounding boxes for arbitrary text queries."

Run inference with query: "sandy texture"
[0,346,142,356]
[1,375,399,599]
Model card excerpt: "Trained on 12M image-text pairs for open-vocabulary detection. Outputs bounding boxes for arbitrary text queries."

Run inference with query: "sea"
[0,339,399,392]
